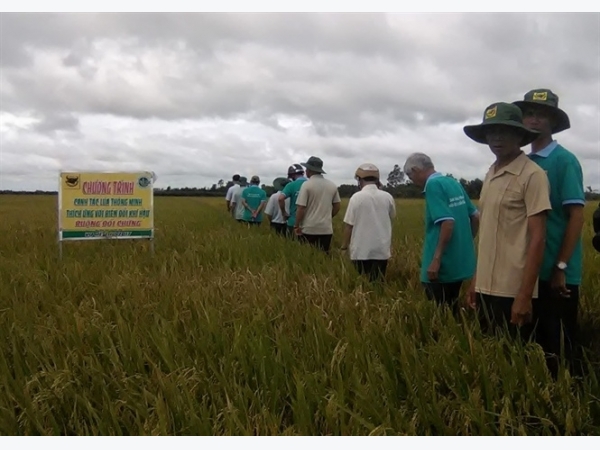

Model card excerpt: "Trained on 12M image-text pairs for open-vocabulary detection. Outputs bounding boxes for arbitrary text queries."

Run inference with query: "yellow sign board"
[59,172,154,241]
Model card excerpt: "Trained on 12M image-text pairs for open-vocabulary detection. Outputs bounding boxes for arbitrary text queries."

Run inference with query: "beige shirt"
[476,152,551,298]
[296,174,341,235]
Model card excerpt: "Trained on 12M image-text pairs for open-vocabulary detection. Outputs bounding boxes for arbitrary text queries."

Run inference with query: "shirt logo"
[533,91,548,101]
[485,106,497,119]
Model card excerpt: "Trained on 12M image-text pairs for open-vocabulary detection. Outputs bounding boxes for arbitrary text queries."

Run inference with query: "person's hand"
[294,226,303,236]
[551,268,570,298]
[340,247,348,256]
[511,292,533,327]
[427,257,440,281]
[466,280,477,310]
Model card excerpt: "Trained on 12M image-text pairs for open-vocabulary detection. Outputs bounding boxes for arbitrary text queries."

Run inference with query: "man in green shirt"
[279,163,307,237]
[241,175,267,225]
[514,88,585,376]
[404,152,480,314]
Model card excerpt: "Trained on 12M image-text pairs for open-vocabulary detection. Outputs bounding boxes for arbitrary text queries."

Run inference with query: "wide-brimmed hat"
[463,102,540,147]
[512,88,570,134]
[273,177,290,191]
[239,176,248,186]
[355,163,380,179]
[250,175,260,184]
[301,156,326,174]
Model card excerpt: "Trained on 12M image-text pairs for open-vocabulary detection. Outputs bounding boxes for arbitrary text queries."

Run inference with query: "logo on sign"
[138,176,151,188]
[65,175,80,188]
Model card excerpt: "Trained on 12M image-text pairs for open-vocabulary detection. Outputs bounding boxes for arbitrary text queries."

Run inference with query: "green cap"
[513,88,570,134]
[463,102,540,147]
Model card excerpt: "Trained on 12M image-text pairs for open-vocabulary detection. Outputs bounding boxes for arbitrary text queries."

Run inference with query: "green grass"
[1,195,599,435]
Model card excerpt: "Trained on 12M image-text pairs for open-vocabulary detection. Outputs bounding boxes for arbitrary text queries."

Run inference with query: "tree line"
[2,165,599,200]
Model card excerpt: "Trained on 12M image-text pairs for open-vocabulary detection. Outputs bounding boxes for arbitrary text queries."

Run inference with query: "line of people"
[224,88,592,377]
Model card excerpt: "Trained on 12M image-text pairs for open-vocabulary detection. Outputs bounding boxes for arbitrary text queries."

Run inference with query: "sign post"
[58,171,155,256]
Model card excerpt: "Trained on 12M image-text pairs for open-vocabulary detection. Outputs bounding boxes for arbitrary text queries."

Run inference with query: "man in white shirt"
[295,156,341,254]
[230,176,248,222]
[265,177,291,236]
[341,163,396,282]
[225,174,241,215]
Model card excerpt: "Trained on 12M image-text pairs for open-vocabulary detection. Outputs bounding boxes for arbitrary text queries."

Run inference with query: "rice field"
[1,194,599,435]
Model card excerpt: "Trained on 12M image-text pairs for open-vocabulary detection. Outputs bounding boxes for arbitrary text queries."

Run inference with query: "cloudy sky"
[1,9,599,191]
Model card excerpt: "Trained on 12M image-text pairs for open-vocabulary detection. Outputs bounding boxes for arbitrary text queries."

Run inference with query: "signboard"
[58,172,154,241]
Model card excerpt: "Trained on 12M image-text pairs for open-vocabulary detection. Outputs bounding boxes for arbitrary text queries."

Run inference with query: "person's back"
[297,175,340,235]
[241,184,267,223]
[422,175,477,284]
[232,186,246,221]
[281,177,307,229]
[345,185,395,260]
[266,192,289,224]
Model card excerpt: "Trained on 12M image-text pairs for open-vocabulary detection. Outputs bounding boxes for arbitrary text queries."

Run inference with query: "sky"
[1,7,599,191]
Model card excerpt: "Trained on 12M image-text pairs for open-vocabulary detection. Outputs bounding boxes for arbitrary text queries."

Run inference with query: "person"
[225,174,241,215]
[265,177,291,235]
[403,153,480,313]
[514,88,586,375]
[241,175,267,226]
[340,163,396,282]
[593,203,600,253]
[294,156,341,253]
[463,102,551,338]
[230,176,248,223]
[279,164,307,237]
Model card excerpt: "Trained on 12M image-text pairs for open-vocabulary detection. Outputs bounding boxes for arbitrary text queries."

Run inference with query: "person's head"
[232,174,241,183]
[463,102,539,160]
[287,163,305,181]
[403,153,435,188]
[354,163,380,189]
[239,176,248,187]
[301,156,326,178]
[273,177,290,192]
[513,89,570,139]
[250,175,260,186]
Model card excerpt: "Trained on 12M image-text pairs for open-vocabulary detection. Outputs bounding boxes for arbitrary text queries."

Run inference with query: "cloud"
[1,12,598,191]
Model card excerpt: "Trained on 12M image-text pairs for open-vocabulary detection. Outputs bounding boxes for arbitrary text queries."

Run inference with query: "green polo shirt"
[421,173,477,284]
[529,142,585,285]
[281,177,307,226]
[241,185,267,222]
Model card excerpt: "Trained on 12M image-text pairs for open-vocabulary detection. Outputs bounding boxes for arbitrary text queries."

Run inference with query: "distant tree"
[386,164,405,188]
[217,179,224,189]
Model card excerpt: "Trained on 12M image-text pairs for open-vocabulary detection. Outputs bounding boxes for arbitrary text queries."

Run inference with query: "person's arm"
[512,212,546,326]
[551,156,586,295]
[341,223,353,250]
[469,212,480,238]
[424,182,455,281]
[428,220,454,281]
[255,200,267,217]
[511,170,552,326]
[332,188,341,217]
[294,185,308,234]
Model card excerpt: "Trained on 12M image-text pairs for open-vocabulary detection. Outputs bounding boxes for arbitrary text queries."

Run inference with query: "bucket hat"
[513,88,570,134]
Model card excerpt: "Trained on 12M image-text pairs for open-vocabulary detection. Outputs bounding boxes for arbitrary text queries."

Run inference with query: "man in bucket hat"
[514,88,585,376]
[295,156,341,253]
[265,177,291,235]
[279,163,307,237]
[340,163,396,282]
[464,102,551,338]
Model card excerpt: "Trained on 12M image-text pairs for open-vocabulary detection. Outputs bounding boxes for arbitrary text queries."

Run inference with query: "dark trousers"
[270,222,287,235]
[478,294,534,342]
[300,233,333,253]
[423,281,463,314]
[353,259,388,282]
[242,220,261,226]
[532,280,580,376]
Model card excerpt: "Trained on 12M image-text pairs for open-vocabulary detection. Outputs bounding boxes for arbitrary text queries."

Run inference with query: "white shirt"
[231,186,246,220]
[225,183,239,202]
[265,191,290,224]
[343,184,396,260]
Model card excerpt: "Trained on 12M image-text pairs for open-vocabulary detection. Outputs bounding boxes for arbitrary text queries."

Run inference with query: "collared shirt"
[265,191,290,224]
[343,184,396,260]
[476,152,551,298]
[225,183,240,202]
[296,174,341,234]
[281,176,308,227]
[529,141,585,284]
[421,173,478,283]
